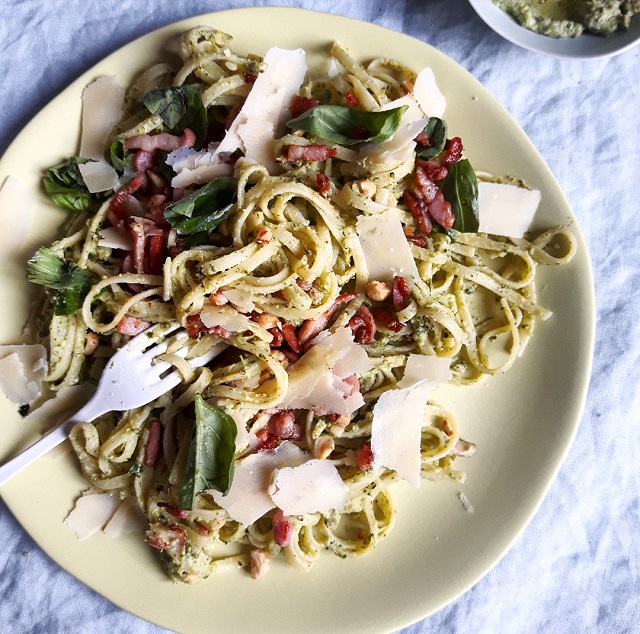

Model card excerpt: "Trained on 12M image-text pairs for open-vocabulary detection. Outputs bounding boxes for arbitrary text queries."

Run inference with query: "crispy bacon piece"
[116,316,150,336]
[146,233,165,275]
[144,420,162,468]
[285,144,337,163]
[147,524,187,552]
[370,307,403,333]
[348,306,376,344]
[290,95,318,118]
[316,173,331,198]
[281,322,302,354]
[133,150,157,173]
[243,72,257,83]
[392,276,411,311]
[344,90,358,107]
[414,163,440,203]
[404,190,433,235]
[268,327,285,348]
[414,130,431,147]
[109,173,146,226]
[185,314,232,340]
[267,411,302,440]
[157,501,189,520]
[356,443,373,471]
[428,192,455,231]
[442,137,463,166]
[418,158,448,182]
[124,128,196,152]
[255,427,280,453]
[297,292,362,345]
[272,509,292,547]
[406,234,428,248]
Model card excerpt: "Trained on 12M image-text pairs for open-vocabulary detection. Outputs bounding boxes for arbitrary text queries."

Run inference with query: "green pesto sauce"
[493,0,640,38]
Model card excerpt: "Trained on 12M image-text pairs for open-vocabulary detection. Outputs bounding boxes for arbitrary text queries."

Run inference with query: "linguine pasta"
[27,26,575,582]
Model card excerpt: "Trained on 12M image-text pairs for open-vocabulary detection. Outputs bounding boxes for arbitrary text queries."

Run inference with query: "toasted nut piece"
[84,332,100,355]
[255,312,280,330]
[250,548,270,580]
[441,419,454,436]
[208,291,229,306]
[332,414,351,428]
[356,179,376,198]
[313,435,335,459]
[452,439,477,457]
[403,225,415,236]
[271,349,289,368]
[256,227,273,244]
[366,280,392,302]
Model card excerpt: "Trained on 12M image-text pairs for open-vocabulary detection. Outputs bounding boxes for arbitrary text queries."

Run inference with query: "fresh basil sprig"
[179,397,237,510]
[42,157,110,212]
[416,117,448,160]
[439,159,479,234]
[142,85,207,147]
[286,104,408,146]
[26,247,96,315]
[163,176,237,242]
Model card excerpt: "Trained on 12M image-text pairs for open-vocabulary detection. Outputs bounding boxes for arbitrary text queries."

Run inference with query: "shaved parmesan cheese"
[200,305,272,343]
[98,226,132,250]
[0,344,47,404]
[412,67,447,119]
[103,497,148,538]
[27,384,94,427]
[371,353,452,488]
[65,492,121,541]
[166,146,233,189]
[0,176,34,259]
[281,327,372,415]
[171,47,307,186]
[79,76,125,160]
[78,160,120,193]
[478,181,541,238]
[226,47,307,173]
[371,385,428,488]
[397,354,452,389]
[211,442,308,526]
[270,459,349,515]
[222,288,256,313]
[356,207,420,283]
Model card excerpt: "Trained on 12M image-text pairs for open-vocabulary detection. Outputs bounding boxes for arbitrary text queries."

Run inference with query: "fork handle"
[0,400,100,488]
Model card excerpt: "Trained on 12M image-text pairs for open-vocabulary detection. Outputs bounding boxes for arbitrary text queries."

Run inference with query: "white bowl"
[468,0,640,59]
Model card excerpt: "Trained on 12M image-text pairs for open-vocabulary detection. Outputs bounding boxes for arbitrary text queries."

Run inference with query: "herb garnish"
[179,397,237,510]
[287,104,408,146]
[26,248,96,315]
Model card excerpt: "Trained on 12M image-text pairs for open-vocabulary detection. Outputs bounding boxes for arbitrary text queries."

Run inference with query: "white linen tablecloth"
[1,1,638,632]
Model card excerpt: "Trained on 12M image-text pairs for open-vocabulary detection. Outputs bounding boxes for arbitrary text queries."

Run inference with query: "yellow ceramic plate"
[0,7,595,633]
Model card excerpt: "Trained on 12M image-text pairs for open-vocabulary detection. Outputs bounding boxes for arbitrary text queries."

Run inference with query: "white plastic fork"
[0,325,226,487]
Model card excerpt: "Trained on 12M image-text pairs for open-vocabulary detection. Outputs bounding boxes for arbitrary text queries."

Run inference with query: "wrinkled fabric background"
[1,1,639,632]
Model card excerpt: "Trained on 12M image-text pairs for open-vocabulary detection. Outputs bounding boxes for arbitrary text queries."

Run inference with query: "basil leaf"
[42,157,109,212]
[163,176,237,237]
[416,117,447,160]
[142,85,207,147]
[439,159,479,234]
[179,397,237,510]
[109,139,134,174]
[286,105,408,146]
[26,247,96,315]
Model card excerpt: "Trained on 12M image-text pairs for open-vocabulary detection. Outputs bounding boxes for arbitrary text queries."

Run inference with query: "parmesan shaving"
[211,441,308,526]
[356,207,420,283]
[478,181,541,238]
[270,459,349,515]
[79,76,125,160]
[0,344,48,404]
[65,492,121,541]
[78,160,120,193]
